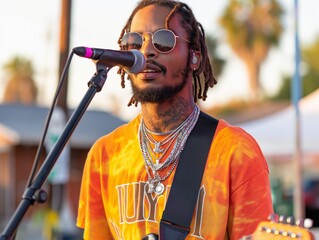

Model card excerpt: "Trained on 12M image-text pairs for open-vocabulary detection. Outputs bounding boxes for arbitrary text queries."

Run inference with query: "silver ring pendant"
[154,182,165,195]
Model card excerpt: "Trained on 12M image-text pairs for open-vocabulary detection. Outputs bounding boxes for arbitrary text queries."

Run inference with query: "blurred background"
[1,0,319,239]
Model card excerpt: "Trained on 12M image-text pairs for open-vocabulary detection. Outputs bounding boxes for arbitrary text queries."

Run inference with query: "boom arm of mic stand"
[0,64,110,240]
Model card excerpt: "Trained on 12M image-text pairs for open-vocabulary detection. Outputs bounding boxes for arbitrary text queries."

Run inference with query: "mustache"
[146,60,167,74]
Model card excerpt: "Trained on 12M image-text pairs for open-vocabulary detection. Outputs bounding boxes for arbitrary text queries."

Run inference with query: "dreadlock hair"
[117,0,217,106]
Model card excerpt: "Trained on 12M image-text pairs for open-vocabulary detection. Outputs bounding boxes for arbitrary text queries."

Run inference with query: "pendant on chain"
[147,178,165,195]
[153,142,164,153]
[153,162,162,171]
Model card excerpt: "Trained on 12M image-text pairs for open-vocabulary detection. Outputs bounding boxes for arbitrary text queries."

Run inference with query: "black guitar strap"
[159,111,218,240]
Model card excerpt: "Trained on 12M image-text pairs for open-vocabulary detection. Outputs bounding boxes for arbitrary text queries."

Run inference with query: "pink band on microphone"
[85,47,93,58]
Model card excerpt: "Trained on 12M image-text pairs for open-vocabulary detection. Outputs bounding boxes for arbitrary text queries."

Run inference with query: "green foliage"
[269,74,319,101]
[3,56,34,78]
[205,35,225,77]
[2,56,38,104]
[303,37,319,71]
[270,37,319,100]
[269,76,291,100]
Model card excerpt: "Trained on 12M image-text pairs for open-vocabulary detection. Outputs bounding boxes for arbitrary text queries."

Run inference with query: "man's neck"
[140,96,196,133]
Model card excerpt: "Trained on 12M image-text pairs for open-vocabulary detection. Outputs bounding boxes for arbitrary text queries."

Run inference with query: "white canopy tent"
[239,89,319,221]
[239,89,319,157]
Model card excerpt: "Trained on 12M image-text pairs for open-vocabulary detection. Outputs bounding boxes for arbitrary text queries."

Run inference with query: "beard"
[130,60,191,104]
[130,72,189,103]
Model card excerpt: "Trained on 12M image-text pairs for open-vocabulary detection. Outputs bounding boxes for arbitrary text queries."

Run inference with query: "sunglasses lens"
[121,32,143,50]
[120,30,176,53]
[153,30,175,53]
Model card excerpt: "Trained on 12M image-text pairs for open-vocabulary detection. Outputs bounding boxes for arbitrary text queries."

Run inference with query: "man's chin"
[133,89,169,103]
[131,76,188,103]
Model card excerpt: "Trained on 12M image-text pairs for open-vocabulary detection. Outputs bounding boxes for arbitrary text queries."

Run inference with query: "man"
[76,1,273,239]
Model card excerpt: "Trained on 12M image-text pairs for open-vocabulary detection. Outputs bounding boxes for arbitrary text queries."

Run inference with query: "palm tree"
[3,56,38,104]
[219,0,284,102]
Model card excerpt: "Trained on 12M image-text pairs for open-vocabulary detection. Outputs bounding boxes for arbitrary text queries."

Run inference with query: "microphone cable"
[25,51,74,189]
[10,51,75,240]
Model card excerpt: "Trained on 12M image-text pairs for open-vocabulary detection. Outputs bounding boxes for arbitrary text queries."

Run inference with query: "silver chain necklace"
[141,111,193,169]
[138,105,200,195]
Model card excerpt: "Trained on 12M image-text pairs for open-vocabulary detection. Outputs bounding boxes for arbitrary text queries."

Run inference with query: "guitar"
[240,217,315,240]
[143,216,315,240]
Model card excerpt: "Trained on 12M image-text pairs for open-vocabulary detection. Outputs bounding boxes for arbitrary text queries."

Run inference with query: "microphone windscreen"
[128,49,146,74]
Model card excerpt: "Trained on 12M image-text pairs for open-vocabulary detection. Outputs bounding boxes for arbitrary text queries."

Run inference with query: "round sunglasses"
[120,29,190,54]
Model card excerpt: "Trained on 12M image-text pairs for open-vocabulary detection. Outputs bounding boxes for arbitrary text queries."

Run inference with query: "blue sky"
[1,0,319,120]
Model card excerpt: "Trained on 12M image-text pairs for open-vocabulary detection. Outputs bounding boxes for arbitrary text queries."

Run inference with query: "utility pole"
[57,0,72,112]
[48,0,72,232]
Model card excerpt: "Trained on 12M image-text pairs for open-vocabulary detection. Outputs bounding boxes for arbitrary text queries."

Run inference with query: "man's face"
[128,5,192,103]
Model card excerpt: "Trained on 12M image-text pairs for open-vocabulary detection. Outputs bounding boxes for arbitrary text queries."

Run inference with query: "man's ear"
[190,50,201,71]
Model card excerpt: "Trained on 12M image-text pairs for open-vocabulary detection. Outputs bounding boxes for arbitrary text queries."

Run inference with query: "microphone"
[73,47,146,74]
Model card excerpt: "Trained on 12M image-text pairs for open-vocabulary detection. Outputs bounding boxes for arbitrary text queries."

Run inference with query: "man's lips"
[138,61,165,79]
[142,63,162,73]
[138,71,161,79]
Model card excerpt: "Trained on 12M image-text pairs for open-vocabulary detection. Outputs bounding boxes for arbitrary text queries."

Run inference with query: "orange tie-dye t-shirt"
[76,114,273,240]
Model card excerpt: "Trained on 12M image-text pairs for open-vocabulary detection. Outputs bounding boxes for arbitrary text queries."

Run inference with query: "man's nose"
[139,33,157,56]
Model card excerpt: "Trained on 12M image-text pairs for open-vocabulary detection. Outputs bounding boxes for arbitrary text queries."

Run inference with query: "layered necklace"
[138,105,200,195]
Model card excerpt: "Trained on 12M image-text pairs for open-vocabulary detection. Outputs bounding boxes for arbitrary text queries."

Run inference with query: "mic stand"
[0,63,110,240]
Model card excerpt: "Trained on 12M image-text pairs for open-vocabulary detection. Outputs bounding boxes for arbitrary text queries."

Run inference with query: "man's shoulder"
[94,114,141,143]
[215,118,261,147]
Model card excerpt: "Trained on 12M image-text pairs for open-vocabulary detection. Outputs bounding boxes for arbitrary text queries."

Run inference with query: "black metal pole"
[0,65,110,240]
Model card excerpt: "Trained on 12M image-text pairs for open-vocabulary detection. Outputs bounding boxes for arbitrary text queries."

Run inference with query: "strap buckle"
[160,220,190,240]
